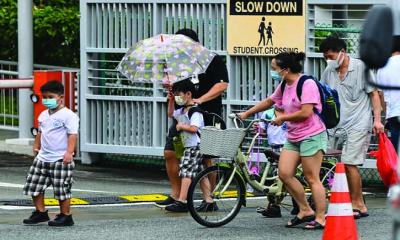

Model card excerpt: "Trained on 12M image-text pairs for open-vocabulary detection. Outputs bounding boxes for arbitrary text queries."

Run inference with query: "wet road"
[0,152,393,240]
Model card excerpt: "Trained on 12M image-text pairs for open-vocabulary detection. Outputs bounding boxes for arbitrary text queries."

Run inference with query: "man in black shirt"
[155,29,229,208]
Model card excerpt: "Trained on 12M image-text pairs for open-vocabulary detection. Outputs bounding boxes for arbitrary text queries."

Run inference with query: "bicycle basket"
[200,127,246,158]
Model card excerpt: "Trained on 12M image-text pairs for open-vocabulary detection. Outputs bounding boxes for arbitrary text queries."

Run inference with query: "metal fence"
[0,60,80,131]
[79,0,388,164]
[0,61,19,130]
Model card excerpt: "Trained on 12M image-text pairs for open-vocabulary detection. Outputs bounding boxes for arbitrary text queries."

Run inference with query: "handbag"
[173,134,185,160]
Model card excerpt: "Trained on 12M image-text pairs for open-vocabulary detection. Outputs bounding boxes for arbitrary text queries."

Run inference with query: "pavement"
[0,129,394,240]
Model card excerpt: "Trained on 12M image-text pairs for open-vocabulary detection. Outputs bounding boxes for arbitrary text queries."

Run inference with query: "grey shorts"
[23,158,75,200]
[330,130,371,166]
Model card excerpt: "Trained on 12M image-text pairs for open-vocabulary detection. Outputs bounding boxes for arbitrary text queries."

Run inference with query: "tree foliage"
[0,0,80,67]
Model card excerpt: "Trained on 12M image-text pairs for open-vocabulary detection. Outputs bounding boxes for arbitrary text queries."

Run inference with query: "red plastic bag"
[369,133,399,187]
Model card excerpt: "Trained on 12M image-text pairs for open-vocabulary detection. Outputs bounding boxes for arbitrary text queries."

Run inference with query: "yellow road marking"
[40,192,261,206]
[119,194,168,202]
[44,198,89,206]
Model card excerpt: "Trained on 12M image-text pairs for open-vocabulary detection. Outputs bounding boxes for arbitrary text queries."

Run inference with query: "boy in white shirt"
[257,108,300,218]
[23,80,79,226]
[165,79,216,212]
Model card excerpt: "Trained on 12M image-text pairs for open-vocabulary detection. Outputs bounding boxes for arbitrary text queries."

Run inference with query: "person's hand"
[63,151,74,164]
[373,120,385,134]
[193,98,202,105]
[33,148,39,156]
[271,116,284,126]
[253,122,262,134]
[176,122,185,131]
[167,86,174,101]
[237,112,249,121]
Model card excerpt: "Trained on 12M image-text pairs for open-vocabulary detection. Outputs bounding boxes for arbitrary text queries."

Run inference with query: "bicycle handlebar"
[228,113,271,132]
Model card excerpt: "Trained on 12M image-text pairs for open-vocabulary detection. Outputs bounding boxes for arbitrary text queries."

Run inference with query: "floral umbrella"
[117,34,215,84]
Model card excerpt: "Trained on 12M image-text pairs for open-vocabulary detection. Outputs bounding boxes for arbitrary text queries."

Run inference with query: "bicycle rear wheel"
[187,165,246,228]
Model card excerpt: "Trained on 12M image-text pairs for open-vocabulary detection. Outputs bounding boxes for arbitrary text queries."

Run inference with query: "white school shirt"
[377,55,400,119]
[173,108,204,148]
[37,107,79,163]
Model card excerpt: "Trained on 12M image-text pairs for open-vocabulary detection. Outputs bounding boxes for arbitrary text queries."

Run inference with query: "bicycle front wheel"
[187,165,246,228]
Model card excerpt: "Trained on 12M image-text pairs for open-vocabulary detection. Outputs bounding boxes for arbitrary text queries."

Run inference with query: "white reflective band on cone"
[327,203,354,216]
[331,173,350,192]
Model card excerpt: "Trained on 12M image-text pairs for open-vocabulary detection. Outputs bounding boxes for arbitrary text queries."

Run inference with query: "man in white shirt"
[377,36,400,152]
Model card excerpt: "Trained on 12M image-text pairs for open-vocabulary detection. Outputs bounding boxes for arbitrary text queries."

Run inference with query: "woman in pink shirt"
[239,52,327,230]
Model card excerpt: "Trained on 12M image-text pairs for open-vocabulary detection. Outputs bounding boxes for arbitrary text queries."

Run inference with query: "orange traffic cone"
[322,162,358,240]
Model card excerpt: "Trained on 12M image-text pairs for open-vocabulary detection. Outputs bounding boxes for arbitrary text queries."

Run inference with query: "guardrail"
[0,60,79,131]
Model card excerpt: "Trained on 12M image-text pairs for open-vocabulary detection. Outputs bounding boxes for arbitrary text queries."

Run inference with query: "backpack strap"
[280,75,313,101]
[280,80,287,95]
[297,75,326,122]
[281,75,325,122]
[188,106,204,119]
[295,75,315,101]
[187,106,204,138]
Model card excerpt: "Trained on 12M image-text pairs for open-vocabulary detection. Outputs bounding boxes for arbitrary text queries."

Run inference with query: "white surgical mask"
[174,96,186,106]
[326,51,345,69]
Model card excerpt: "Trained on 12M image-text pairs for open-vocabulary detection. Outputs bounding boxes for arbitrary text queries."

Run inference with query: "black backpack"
[187,106,226,137]
[280,75,340,129]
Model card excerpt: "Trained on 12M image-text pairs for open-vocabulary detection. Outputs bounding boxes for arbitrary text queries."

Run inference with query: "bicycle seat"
[263,149,280,162]
[324,149,342,157]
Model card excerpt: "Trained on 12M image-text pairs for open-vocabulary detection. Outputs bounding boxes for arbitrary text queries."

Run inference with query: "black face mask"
[359,5,400,90]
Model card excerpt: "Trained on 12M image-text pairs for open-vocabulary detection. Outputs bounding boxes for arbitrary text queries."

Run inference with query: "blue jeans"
[386,117,400,153]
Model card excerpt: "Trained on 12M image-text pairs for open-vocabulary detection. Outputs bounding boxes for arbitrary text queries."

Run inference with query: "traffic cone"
[322,162,358,240]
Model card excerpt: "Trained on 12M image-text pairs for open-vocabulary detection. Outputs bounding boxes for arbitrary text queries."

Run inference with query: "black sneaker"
[48,213,74,227]
[196,201,219,212]
[261,203,282,218]
[165,201,188,212]
[23,210,50,224]
[154,196,176,208]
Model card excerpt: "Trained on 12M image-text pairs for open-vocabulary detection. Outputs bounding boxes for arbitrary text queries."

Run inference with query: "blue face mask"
[270,70,282,81]
[42,99,58,110]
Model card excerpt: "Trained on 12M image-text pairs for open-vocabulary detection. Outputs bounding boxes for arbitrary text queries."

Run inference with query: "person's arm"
[271,104,314,126]
[32,132,41,156]
[176,124,198,134]
[167,85,175,118]
[376,70,387,117]
[168,96,175,119]
[63,134,77,164]
[239,97,275,120]
[274,108,284,118]
[177,112,203,134]
[369,90,385,134]
[194,82,228,105]
[366,67,384,134]
[380,91,386,117]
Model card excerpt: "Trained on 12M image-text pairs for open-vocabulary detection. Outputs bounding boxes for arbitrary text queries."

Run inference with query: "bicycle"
[187,114,346,228]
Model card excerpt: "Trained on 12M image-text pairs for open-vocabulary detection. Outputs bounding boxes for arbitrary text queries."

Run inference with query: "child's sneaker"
[48,213,74,227]
[23,210,50,224]
[196,201,219,212]
[260,203,282,218]
[154,195,176,208]
[165,201,188,212]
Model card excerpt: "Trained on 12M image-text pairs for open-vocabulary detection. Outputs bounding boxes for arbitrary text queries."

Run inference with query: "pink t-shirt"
[270,76,326,142]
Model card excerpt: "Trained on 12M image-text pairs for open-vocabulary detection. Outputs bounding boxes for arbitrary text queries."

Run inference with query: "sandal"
[353,209,369,219]
[303,220,325,230]
[285,215,315,228]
